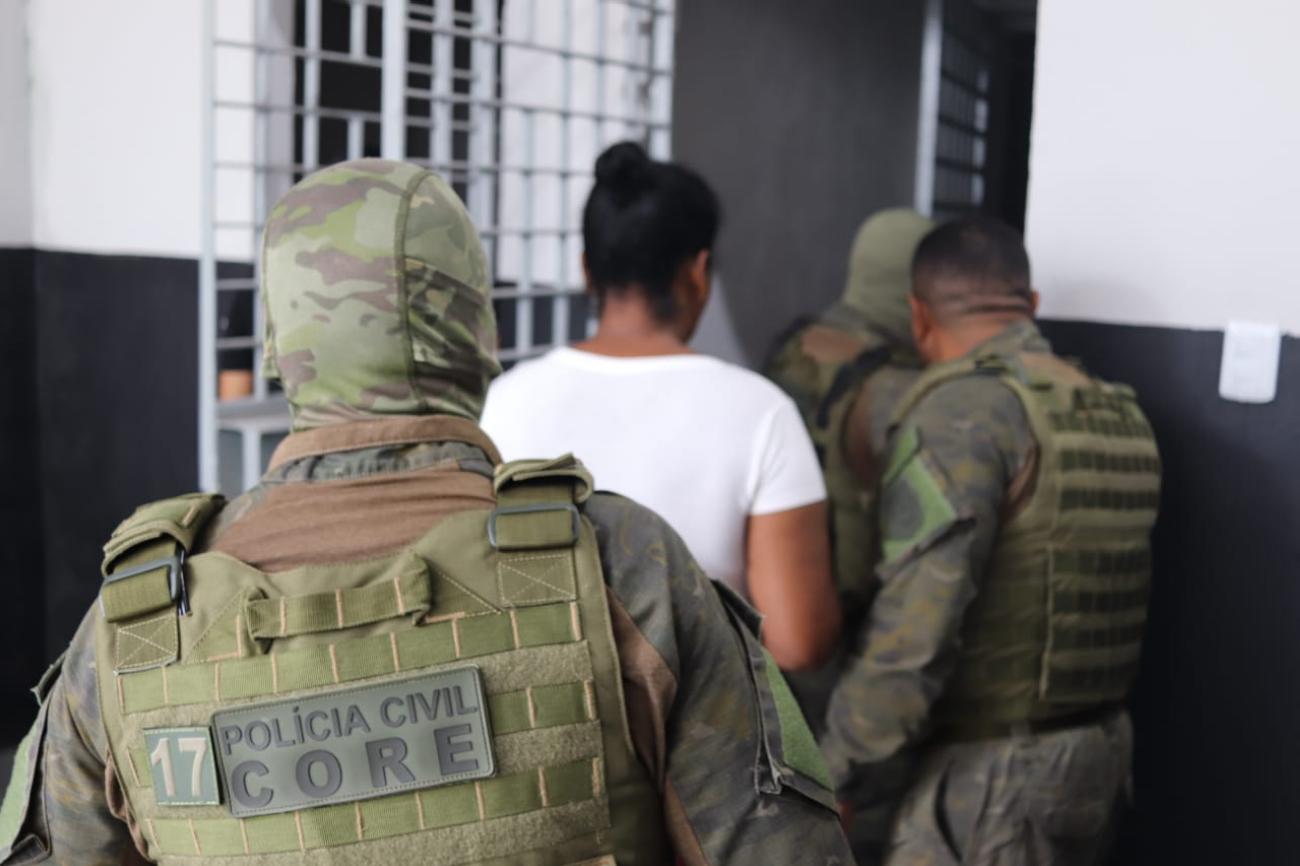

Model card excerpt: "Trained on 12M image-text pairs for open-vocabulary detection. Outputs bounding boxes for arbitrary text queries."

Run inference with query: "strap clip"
[487,503,580,551]
[101,545,189,617]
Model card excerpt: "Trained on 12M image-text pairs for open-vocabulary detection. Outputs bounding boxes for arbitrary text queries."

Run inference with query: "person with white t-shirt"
[482,141,839,671]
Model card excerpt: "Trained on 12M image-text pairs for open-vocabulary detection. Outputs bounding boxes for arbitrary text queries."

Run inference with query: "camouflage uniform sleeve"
[0,609,141,865]
[821,376,1034,852]
[582,493,853,866]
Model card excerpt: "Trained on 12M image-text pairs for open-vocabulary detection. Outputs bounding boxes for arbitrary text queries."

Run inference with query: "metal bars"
[930,0,993,219]
[200,0,677,492]
[489,0,675,363]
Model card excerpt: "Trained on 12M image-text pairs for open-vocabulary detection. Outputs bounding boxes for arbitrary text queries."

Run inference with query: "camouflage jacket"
[821,322,1044,817]
[4,417,850,865]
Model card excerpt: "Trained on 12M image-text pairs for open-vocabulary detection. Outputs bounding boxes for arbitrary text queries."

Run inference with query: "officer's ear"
[909,294,938,362]
[1029,289,1040,316]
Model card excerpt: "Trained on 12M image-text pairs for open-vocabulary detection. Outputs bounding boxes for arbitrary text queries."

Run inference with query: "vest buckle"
[101,545,190,616]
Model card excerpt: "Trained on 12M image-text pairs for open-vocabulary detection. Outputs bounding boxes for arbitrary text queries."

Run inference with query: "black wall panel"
[1042,320,1300,866]
[34,251,199,658]
[0,249,44,738]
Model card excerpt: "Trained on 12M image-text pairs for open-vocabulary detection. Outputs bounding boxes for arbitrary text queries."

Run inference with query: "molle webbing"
[894,350,1159,727]
[244,555,432,639]
[95,459,663,864]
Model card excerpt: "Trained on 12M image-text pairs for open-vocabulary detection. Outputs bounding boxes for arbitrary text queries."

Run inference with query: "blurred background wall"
[1025,1,1300,861]
[673,0,927,365]
[0,0,1297,861]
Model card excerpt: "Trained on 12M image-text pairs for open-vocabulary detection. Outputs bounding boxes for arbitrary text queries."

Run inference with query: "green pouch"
[711,582,837,812]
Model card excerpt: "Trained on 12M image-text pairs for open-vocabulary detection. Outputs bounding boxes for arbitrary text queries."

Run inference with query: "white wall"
[27,0,203,257]
[0,0,33,247]
[1026,0,1300,335]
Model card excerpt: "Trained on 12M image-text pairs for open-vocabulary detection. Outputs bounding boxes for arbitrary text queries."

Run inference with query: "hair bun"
[595,141,652,195]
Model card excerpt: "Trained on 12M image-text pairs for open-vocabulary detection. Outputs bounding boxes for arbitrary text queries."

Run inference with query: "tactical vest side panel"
[888,351,1160,726]
[771,327,891,601]
[776,328,898,726]
[94,467,663,864]
[988,356,1158,716]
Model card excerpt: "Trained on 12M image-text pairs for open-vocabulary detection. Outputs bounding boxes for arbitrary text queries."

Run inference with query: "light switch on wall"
[1219,321,1282,404]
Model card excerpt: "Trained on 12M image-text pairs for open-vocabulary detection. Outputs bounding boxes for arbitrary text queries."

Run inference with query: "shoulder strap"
[760,315,816,377]
[813,344,892,430]
[489,455,593,552]
[100,493,225,623]
[887,353,1011,433]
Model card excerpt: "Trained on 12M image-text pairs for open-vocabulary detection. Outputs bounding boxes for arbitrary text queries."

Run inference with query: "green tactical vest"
[93,456,665,865]
[816,344,895,616]
[766,323,895,612]
[891,350,1160,726]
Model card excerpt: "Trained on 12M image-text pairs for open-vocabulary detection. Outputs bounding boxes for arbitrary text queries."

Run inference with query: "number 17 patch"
[144,727,221,806]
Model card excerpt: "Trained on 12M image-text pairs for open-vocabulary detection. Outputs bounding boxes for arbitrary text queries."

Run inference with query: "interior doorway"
[919,0,1037,231]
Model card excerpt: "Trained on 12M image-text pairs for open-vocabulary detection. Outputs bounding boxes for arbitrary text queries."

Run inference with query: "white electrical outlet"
[1219,321,1282,404]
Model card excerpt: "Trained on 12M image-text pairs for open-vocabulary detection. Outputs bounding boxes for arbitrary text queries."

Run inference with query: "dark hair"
[582,141,721,321]
[912,216,1033,318]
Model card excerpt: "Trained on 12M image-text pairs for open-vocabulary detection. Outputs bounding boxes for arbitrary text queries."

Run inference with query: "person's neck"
[931,314,1030,363]
[574,297,693,358]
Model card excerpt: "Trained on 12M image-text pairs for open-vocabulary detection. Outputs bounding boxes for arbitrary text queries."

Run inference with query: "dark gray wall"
[1041,321,1300,866]
[0,251,200,668]
[35,252,200,658]
[673,0,927,364]
[0,249,45,739]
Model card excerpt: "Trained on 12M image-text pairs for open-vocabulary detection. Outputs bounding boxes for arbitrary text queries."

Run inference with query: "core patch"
[211,666,494,818]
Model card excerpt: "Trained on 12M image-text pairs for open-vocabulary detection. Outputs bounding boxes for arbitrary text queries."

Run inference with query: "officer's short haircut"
[912,216,1033,320]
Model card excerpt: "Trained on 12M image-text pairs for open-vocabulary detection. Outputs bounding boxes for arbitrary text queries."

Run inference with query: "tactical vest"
[93,457,665,865]
[766,322,895,609]
[891,350,1160,726]
[816,344,894,614]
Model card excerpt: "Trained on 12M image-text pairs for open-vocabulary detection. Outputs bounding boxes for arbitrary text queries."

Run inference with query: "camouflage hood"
[261,159,501,430]
[832,208,934,349]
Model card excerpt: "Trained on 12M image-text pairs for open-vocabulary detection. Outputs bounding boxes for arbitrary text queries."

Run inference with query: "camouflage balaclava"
[836,208,934,348]
[261,159,501,430]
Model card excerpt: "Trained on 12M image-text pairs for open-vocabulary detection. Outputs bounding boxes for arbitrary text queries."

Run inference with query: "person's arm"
[746,501,839,671]
[744,397,838,671]
[820,378,1032,852]
[0,610,144,865]
[584,493,853,866]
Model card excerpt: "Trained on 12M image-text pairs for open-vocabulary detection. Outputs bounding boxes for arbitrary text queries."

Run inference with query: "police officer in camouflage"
[0,159,851,865]
[765,209,933,725]
[823,216,1159,865]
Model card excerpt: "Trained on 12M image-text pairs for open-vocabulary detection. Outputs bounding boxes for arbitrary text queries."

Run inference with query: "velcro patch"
[144,727,221,806]
[211,666,494,818]
[115,611,179,672]
[496,552,577,607]
[879,436,960,566]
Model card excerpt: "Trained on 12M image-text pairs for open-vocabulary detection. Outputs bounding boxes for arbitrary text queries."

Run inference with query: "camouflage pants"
[885,711,1133,866]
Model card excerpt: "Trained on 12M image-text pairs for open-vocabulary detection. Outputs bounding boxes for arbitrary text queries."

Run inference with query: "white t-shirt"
[480,347,826,594]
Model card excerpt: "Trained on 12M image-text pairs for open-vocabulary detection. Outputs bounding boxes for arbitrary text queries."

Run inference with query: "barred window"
[201,0,676,493]
[932,1,992,220]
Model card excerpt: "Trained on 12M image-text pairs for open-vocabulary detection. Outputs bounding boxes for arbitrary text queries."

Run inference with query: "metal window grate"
[199,0,676,493]
[932,0,992,220]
